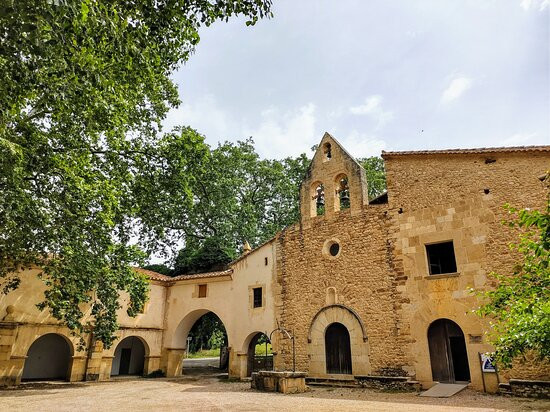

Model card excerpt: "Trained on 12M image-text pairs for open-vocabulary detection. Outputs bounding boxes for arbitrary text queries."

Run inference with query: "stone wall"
[385,149,550,388]
[276,142,550,392]
[274,134,409,377]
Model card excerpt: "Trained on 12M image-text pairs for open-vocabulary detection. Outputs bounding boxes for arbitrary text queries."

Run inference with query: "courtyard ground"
[1,373,549,412]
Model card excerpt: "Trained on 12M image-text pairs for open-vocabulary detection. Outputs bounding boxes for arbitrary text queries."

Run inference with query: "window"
[323,239,341,258]
[264,257,268,266]
[253,287,263,308]
[311,182,325,216]
[335,174,350,211]
[329,243,340,256]
[198,284,207,298]
[323,143,332,161]
[426,242,457,275]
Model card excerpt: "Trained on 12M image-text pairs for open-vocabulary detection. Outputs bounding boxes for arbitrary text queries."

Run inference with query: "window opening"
[323,143,332,160]
[312,183,325,216]
[329,243,340,256]
[198,284,207,298]
[264,257,268,266]
[253,287,263,308]
[426,242,457,275]
[336,176,350,210]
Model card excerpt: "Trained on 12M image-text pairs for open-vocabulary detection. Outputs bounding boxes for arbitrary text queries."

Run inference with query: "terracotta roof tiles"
[381,145,550,158]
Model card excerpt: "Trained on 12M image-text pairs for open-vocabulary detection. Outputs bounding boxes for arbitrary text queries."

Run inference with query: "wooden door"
[325,323,352,375]
[428,319,470,383]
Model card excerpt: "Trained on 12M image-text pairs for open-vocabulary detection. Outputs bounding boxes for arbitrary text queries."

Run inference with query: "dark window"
[198,284,207,298]
[323,143,332,160]
[329,242,340,257]
[264,257,268,266]
[253,287,262,308]
[426,242,457,275]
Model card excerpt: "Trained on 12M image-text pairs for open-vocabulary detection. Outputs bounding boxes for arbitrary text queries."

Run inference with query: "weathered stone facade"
[273,133,550,392]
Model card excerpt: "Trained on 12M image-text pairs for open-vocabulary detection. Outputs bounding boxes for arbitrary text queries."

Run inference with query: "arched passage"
[22,333,73,381]
[245,332,272,377]
[325,323,352,375]
[111,336,148,376]
[428,319,471,383]
[174,310,229,373]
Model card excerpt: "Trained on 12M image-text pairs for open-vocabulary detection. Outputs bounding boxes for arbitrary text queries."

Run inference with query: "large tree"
[358,156,387,200]
[0,0,272,347]
[172,139,310,275]
[476,174,549,367]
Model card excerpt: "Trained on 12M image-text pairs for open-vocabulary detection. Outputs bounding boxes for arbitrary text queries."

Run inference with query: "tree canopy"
[172,139,310,275]
[475,174,549,367]
[0,0,272,347]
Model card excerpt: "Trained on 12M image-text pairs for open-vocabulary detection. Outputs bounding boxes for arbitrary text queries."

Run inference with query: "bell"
[316,195,325,208]
[340,191,350,208]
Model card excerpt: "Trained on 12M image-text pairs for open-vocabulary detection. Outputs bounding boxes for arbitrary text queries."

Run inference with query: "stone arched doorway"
[308,304,370,376]
[325,323,352,374]
[111,336,147,376]
[22,333,73,381]
[246,332,272,377]
[428,319,471,383]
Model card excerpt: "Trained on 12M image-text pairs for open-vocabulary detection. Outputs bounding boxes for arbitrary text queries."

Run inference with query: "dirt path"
[1,376,548,412]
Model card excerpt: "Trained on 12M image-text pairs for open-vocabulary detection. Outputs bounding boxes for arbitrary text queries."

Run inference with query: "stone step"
[306,376,359,388]
[498,383,513,396]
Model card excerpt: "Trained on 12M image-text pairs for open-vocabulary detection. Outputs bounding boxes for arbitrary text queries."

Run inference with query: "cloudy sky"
[164,0,549,159]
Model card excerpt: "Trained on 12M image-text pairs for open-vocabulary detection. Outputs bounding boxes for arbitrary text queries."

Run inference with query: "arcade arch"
[22,333,73,381]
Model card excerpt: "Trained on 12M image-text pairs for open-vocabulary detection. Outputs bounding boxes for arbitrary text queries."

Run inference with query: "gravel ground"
[1,375,549,412]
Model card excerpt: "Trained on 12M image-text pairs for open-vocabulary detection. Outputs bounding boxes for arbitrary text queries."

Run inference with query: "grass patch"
[186,348,221,358]
[254,343,272,356]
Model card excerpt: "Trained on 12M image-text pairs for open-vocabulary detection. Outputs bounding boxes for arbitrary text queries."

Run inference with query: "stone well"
[251,371,307,394]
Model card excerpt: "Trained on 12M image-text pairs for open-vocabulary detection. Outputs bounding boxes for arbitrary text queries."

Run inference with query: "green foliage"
[188,312,227,352]
[254,342,272,355]
[475,174,550,367]
[0,0,272,348]
[169,139,310,273]
[174,237,236,275]
[358,157,387,200]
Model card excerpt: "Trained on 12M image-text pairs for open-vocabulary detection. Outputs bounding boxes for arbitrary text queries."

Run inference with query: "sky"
[164,0,550,160]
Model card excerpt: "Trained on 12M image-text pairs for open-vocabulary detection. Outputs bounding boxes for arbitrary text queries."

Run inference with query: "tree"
[0,1,272,347]
[358,157,387,200]
[168,139,309,274]
[188,312,227,353]
[475,173,549,367]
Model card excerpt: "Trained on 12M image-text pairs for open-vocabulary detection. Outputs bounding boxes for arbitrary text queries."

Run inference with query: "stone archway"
[171,309,230,376]
[308,304,370,376]
[22,333,73,381]
[428,318,471,383]
[111,336,148,376]
[245,332,272,377]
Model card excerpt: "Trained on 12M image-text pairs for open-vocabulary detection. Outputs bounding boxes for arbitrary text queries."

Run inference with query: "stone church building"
[1,133,549,393]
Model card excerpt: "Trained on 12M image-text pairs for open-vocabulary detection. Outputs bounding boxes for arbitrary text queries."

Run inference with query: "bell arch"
[334,173,350,211]
[310,181,325,217]
[308,304,370,376]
